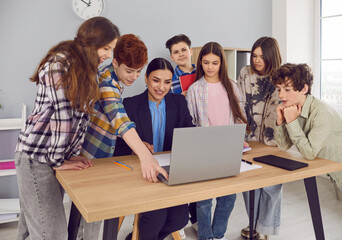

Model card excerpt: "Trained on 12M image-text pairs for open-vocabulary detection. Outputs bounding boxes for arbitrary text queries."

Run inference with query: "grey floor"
[1,176,341,240]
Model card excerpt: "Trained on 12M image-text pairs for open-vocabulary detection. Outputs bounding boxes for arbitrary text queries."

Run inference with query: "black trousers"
[189,202,197,224]
[139,204,189,240]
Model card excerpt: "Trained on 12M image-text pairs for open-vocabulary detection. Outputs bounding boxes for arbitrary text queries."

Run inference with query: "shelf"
[0,104,25,224]
[0,198,20,224]
[0,118,23,130]
[0,103,26,131]
[0,215,19,224]
[0,159,16,177]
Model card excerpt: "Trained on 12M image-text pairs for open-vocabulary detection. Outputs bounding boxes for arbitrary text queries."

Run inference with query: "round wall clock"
[72,0,104,20]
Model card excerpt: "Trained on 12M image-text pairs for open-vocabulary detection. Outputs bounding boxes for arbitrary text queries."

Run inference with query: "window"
[320,0,342,111]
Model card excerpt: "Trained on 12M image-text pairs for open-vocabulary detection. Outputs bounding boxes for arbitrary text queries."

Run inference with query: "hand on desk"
[53,156,93,171]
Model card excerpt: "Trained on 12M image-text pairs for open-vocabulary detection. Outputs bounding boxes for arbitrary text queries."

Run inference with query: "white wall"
[272,0,319,96]
[0,0,272,118]
[0,0,272,159]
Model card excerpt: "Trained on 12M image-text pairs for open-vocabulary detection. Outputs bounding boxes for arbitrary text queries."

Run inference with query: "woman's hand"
[276,105,286,126]
[243,142,249,148]
[283,104,302,124]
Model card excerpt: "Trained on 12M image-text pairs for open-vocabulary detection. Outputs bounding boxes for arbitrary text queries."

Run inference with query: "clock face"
[72,0,104,20]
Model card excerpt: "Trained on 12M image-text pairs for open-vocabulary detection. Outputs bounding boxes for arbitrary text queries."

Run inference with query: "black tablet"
[253,154,308,171]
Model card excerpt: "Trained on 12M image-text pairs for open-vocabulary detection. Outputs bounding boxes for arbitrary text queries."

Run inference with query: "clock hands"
[81,0,90,7]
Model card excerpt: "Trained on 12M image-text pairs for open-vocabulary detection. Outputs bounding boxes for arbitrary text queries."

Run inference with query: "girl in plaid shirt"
[187,42,248,240]
[15,17,119,240]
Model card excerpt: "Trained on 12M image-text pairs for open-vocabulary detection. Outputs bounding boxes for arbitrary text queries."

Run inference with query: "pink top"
[207,81,231,126]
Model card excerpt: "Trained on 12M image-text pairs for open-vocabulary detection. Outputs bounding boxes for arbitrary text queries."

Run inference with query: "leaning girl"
[186,42,248,240]
[15,17,119,240]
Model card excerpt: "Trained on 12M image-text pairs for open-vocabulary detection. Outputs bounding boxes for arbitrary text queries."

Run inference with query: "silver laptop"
[157,124,246,185]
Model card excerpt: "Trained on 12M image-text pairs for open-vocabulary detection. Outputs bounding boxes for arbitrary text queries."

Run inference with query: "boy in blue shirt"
[165,34,196,95]
[165,34,197,238]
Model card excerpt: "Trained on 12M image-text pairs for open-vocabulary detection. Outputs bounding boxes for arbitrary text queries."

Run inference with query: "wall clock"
[72,0,104,20]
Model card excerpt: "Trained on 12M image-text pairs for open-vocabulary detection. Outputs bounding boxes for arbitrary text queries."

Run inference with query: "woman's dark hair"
[195,42,248,126]
[30,17,120,113]
[250,36,282,76]
[146,58,174,78]
[271,63,313,95]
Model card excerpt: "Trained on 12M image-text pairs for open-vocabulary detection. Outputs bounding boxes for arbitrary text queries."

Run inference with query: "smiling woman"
[114,58,194,239]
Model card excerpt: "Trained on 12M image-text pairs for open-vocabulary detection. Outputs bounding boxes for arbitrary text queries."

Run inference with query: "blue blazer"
[114,90,194,156]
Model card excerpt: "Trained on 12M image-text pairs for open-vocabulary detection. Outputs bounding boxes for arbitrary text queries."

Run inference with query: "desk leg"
[304,177,325,240]
[103,218,119,240]
[249,190,255,240]
[68,203,81,240]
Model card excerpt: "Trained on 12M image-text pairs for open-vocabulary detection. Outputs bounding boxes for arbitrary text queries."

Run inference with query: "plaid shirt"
[186,77,244,127]
[16,53,90,167]
[171,64,196,94]
[81,63,135,159]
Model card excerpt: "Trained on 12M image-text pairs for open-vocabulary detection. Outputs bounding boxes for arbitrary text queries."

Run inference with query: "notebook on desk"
[157,124,246,185]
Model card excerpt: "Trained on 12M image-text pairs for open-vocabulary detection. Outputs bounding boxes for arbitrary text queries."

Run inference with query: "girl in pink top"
[187,42,249,240]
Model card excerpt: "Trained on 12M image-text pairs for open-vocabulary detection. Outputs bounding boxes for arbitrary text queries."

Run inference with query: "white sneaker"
[214,237,228,240]
[178,228,186,239]
[192,222,198,231]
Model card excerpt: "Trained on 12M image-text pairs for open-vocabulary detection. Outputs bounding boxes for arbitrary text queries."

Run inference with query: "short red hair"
[113,34,148,69]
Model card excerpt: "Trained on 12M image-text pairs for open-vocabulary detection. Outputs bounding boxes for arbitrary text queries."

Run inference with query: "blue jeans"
[243,184,282,235]
[196,194,236,240]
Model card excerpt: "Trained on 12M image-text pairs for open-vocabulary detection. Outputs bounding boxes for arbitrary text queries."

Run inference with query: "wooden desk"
[56,142,342,240]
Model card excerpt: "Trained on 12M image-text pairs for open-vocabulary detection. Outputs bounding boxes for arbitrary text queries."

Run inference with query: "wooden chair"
[118,214,182,240]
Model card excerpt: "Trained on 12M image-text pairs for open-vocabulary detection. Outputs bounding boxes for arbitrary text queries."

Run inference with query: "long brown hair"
[250,36,282,76]
[30,17,120,113]
[195,42,248,126]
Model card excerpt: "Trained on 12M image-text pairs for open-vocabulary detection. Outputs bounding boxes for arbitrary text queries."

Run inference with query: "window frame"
[318,0,342,113]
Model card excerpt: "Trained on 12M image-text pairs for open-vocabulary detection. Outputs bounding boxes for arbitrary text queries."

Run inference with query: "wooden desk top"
[56,142,342,223]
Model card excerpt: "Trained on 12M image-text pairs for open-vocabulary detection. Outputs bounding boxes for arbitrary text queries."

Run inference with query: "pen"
[113,160,133,170]
[242,159,253,165]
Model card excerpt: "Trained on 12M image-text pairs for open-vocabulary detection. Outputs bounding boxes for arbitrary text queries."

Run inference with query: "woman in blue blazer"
[115,58,194,240]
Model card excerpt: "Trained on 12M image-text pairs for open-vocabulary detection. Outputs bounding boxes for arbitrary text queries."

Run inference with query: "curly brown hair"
[271,63,313,95]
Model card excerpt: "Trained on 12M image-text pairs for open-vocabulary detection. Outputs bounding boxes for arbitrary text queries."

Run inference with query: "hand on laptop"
[140,155,169,183]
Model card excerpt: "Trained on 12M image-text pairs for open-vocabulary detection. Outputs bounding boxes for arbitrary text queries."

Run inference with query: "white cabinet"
[0,104,26,223]
[0,103,26,131]
[0,199,20,224]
